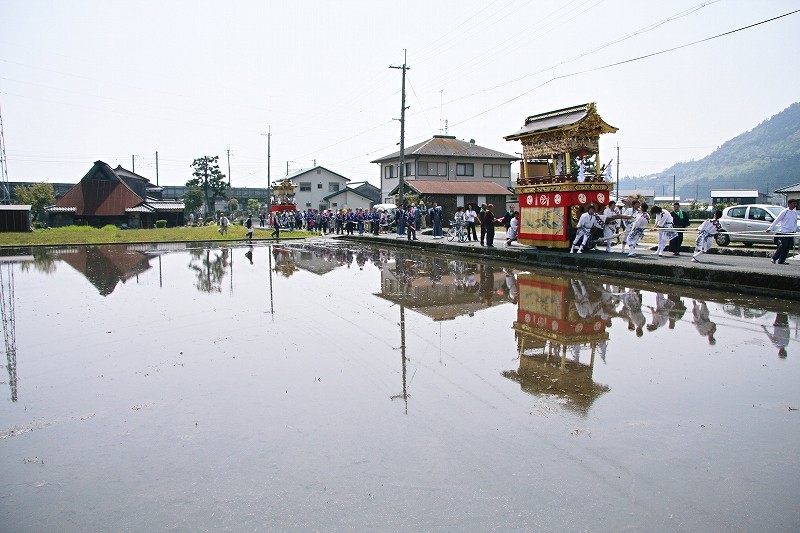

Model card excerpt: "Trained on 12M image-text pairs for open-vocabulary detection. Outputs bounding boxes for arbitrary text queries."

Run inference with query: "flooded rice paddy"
[1,241,799,532]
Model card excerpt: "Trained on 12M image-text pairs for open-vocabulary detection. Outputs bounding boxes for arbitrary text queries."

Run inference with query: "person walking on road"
[429,202,443,238]
[692,210,723,262]
[766,198,798,265]
[484,204,499,247]
[245,214,254,242]
[465,203,478,242]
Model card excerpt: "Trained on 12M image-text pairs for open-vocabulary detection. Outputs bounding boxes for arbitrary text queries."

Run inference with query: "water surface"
[1,242,798,532]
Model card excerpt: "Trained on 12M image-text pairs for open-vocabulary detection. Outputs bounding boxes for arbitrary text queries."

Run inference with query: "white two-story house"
[288,166,351,211]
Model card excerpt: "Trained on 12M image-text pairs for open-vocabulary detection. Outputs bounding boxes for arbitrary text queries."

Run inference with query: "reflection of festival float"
[504,103,617,248]
[503,273,610,415]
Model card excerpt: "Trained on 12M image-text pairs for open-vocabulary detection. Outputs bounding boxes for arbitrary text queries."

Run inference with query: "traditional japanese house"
[46,161,184,228]
[504,103,618,248]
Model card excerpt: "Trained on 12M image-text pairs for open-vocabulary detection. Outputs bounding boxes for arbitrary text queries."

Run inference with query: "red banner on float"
[519,190,610,208]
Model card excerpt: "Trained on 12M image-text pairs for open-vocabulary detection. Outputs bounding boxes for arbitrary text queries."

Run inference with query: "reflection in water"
[764,313,790,358]
[692,299,717,345]
[504,274,611,415]
[57,246,153,296]
[188,248,230,293]
[0,262,17,402]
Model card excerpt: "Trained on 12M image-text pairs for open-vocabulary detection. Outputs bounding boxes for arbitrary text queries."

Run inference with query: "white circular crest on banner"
[525,313,531,323]
[593,321,602,331]
[551,320,559,331]
[575,323,584,333]
[554,194,562,205]
[539,194,547,205]
[577,193,587,204]
[526,195,533,205]
[597,192,606,203]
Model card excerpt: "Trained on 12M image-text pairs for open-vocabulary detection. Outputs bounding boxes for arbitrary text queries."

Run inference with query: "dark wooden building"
[46,161,184,228]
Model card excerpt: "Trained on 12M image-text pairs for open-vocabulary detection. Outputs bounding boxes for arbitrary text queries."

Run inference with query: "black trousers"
[668,231,684,253]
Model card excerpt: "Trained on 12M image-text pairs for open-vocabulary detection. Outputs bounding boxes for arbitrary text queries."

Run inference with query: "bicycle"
[447,221,467,243]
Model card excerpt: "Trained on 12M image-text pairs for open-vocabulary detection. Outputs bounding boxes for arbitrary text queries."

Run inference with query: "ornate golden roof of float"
[504,103,617,159]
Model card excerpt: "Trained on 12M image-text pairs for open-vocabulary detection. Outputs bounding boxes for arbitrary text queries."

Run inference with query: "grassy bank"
[0,225,312,246]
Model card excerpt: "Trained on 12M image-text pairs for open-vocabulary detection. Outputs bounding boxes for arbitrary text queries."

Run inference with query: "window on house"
[300,182,311,191]
[384,165,395,179]
[418,161,447,176]
[317,183,322,189]
[483,164,510,178]
[306,202,312,207]
[332,202,337,207]
[316,169,321,174]
[405,162,415,176]
[329,182,339,192]
[456,163,474,176]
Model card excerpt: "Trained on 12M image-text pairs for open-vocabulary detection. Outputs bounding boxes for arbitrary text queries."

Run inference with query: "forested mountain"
[624,102,800,201]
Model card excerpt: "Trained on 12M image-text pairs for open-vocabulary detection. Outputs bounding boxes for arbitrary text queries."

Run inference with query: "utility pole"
[615,143,619,202]
[226,145,232,187]
[132,155,135,173]
[261,129,271,215]
[673,174,676,202]
[390,50,409,205]
[0,104,10,204]
[155,151,159,186]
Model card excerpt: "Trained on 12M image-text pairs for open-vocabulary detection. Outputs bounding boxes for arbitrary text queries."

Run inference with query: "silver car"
[716,204,797,246]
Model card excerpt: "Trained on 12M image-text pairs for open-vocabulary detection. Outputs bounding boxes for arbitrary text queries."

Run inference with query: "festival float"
[270,178,297,214]
[504,103,618,248]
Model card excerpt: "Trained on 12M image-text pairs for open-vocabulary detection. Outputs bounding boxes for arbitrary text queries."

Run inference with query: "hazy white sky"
[1,0,799,188]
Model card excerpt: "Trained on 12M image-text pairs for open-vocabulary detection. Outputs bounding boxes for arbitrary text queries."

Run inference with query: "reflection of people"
[623,289,646,336]
[667,294,687,329]
[692,300,716,345]
[762,313,790,358]
[766,198,798,265]
[245,246,253,265]
[647,293,675,331]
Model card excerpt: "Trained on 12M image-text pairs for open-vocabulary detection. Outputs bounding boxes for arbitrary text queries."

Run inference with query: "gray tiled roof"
[775,183,800,193]
[371,135,517,163]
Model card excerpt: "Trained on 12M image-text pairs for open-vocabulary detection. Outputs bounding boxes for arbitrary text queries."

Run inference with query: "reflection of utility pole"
[268,244,275,319]
[0,263,17,402]
[390,291,409,414]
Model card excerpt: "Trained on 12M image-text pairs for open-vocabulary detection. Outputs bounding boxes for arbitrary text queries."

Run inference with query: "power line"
[452,8,800,127]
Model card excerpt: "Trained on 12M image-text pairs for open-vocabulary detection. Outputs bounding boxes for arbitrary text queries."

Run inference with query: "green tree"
[183,188,204,215]
[14,182,55,220]
[246,198,260,214]
[227,198,239,213]
[187,156,227,214]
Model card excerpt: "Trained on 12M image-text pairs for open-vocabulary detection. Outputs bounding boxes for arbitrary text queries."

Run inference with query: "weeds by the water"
[0,225,311,246]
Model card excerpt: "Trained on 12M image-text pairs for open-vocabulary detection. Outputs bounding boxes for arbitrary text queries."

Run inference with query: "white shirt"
[768,207,798,233]
[465,209,477,223]
[654,211,674,227]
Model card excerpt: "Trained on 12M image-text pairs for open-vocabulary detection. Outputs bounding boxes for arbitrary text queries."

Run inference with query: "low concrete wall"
[338,236,800,300]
